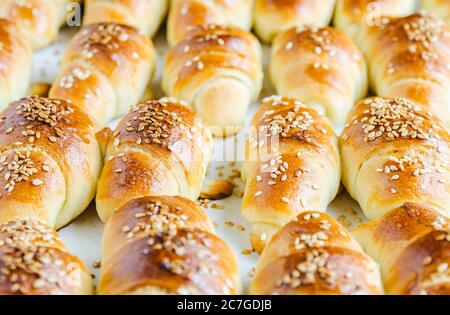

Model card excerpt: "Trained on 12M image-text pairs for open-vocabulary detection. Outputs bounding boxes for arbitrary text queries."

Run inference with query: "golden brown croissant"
[163,24,263,136]
[49,22,157,130]
[0,217,92,295]
[270,25,367,127]
[167,0,253,46]
[421,0,450,25]
[96,97,213,222]
[0,96,102,229]
[0,19,32,110]
[353,203,450,295]
[340,96,450,220]
[334,0,416,46]
[98,195,240,295]
[358,13,450,127]
[254,0,337,43]
[0,0,78,50]
[83,0,169,37]
[250,211,383,295]
[241,96,340,253]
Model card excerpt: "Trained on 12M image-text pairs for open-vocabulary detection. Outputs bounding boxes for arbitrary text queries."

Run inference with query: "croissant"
[250,211,383,295]
[163,24,263,136]
[83,0,169,37]
[270,25,368,127]
[421,0,450,25]
[254,0,336,43]
[49,22,157,130]
[98,195,240,295]
[0,217,92,295]
[0,19,32,110]
[0,0,78,50]
[340,96,450,220]
[241,96,340,253]
[167,0,253,46]
[353,203,450,295]
[96,97,213,222]
[358,13,450,127]
[0,96,102,229]
[334,0,416,46]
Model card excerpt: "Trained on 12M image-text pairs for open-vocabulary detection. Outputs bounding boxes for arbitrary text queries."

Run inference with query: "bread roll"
[334,0,416,45]
[254,0,336,43]
[359,13,450,127]
[98,196,240,295]
[83,0,169,37]
[421,0,450,25]
[49,22,156,130]
[353,203,450,295]
[271,26,368,127]
[163,24,263,136]
[340,96,450,220]
[0,217,92,295]
[242,96,340,253]
[250,211,383,295]
[167,0,253,46]
[0,0,77,50]
[0,96,102,229]
[0,19,32,110]
[96,98,213,222]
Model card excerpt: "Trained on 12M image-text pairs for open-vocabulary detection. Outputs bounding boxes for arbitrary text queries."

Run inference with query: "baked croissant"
[96,98,213,222]
[167,0,253,46]
[359,13,450,127]
[98,195,240,295]
[0,217,92,295]
[334,0,416,46]
[251,211,383,295]
[0,19,32,110]
[242,96,340,253]
[163,24,263,136]
[421,0,450,25]
[353,203,450,295]
[340,96,450,220]
[270,25,368,127]
[254,0,337,43]
[0,0,78,50]
[0,96,102,229]
[49,22,156,130]
[83,0,169,37]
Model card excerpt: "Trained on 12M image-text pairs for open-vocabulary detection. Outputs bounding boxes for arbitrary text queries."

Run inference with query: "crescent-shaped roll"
[241,96,340,253]
[163,24,263,136]
[0,217,92,295]
[49,22,156,130]
[340,97,450,220]
[334,0,416,45]
[83,0,169,37]
[250,211,383,295]
[0,0,78,50]
[359,13,450,126]
[0,19,32,110]
[353,203,450,295]
[96,98,213,223]
[167,0,253,46]
[270,26,368,127]
[98,196,240,295]
[0,96,102,229]
[254,0,337,43]
[421,0,450,25]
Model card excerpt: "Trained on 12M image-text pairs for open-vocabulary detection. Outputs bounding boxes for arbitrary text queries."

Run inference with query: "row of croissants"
[0,0,449,295]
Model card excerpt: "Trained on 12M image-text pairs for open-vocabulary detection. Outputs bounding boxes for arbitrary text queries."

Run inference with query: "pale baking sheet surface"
[32,27,366,293]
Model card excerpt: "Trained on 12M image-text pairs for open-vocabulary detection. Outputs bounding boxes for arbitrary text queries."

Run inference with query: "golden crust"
[0,96,102,229]
[271,26,367,126]
[254,0,336,42]
[250,211,382,295]
[99,196,240,295]
[0,217,92,295]
[96,98,212,222]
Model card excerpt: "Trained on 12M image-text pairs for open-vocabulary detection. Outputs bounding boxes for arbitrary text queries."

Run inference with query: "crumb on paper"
[241,249,253,256]
[92,261,101,269]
